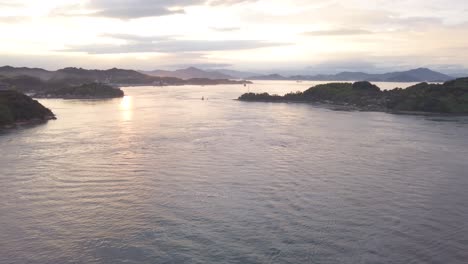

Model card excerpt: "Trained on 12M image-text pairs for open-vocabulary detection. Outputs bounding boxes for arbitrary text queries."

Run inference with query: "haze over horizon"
[1,0,468,75]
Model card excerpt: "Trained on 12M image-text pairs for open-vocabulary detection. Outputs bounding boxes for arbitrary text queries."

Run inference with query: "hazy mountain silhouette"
[142,67,234,80]
[0,66,54,80]
[0,66,249,86]
[248,74,287,80]
[1,66,456,84]
[250,68,455,82]
[210,69,259,79]
[0,66,153,83]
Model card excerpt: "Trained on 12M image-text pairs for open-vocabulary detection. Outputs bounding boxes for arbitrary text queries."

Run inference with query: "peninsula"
[239,78,468,114]
[0,90,55,128]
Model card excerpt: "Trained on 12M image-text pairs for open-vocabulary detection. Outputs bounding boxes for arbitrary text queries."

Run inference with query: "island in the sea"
[34,83,125,99]
[0,90,55,128]
[239,78,468,114]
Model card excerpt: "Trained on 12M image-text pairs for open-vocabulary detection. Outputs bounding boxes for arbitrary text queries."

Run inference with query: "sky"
[0,0,468,74]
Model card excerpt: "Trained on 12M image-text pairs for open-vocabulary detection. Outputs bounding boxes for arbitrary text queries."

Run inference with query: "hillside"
[0,90,55,127]
[0,66,250,90]
[0,66,54,80]
[239,78,468,114]
[0,75,46,93]
[50,67,160,85]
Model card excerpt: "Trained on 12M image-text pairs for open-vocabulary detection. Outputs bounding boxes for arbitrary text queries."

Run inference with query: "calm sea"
[1,81,467,264]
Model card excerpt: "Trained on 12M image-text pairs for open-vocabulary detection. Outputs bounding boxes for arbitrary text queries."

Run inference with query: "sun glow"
[119,96,133,121]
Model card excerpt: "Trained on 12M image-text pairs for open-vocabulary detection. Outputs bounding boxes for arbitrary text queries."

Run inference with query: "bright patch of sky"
[0,0,467,74]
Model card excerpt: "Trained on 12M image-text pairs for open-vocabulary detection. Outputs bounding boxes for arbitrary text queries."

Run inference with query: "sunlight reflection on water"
[119,96,133,122]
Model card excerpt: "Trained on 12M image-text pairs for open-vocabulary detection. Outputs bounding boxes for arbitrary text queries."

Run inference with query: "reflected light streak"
[119,96,133,121]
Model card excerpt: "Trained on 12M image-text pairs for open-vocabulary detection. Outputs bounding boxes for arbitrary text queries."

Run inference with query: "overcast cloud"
[0,0,467,74]
[61,35,289,54]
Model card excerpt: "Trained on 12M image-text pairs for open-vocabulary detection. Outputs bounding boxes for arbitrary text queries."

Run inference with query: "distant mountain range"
[249,68,455,82]
[210,69,258,79]
[142,67,231,80]
[0,66,250,88]
[141,67,257,80]
[0,66,459,85]
[0,66,160,84]
[141,67,457,82]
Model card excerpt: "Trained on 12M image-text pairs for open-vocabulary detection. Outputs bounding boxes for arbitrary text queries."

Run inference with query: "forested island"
[239,78,468,114]
[0,90,55,128]
[34,83,125,99]
[0,75,125,99]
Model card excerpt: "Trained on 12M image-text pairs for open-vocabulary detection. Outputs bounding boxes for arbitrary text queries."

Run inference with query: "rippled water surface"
[1,81,468,264]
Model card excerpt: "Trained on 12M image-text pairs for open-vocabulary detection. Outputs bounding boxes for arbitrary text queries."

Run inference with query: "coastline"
[238,79,468,115]
[0,90,56,129]
[236,100,468,116]
[1,115,56,129]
